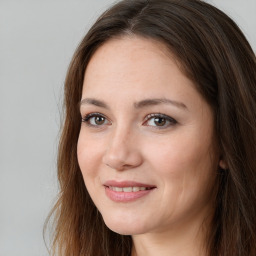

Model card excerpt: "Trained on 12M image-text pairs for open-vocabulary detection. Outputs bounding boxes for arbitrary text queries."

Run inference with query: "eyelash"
[81,112,177,129]
[81,112,109,128]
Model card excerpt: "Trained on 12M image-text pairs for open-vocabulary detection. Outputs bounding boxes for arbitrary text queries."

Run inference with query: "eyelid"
[81,112,106,121]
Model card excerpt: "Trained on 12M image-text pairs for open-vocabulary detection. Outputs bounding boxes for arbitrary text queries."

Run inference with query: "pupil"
[154,117,166,126]
[95,116,105,125]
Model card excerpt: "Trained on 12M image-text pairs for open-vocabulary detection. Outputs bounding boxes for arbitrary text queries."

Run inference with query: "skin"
[77,36,221,256]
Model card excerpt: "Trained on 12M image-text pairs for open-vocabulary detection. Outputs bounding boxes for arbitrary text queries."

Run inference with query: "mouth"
[103,180,156,202]
[107,186,153,192]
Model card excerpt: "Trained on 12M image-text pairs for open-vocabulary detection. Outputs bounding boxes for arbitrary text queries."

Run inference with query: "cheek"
[77,131,104,176]
[168,126,215,169]
[146,137,209,174]
[144,131,217,194]
[148,138,217,219]
[77,132,106,201]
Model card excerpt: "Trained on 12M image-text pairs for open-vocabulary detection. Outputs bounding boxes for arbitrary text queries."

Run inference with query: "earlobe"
[219,158,228,170]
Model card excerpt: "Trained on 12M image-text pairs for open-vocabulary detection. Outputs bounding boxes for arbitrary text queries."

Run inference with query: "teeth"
[109,186,149,192]
[112,187,122,192]
[123,187,132,192]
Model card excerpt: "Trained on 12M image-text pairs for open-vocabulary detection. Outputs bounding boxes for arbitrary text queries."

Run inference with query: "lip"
[104,180,156,188]
[104,180,156,202]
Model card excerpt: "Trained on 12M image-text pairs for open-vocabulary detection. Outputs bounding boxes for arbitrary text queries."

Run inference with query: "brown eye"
[94,116,105,125]
[82,113,110,127]
[144,113,177,129]
[154,117,166,126]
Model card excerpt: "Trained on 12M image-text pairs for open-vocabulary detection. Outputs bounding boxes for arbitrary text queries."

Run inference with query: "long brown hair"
[45,0,256,255]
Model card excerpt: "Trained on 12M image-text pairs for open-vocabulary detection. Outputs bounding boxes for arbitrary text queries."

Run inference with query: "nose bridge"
[111,122,131,148]
[107,122,133,159]
[102,122,142,170]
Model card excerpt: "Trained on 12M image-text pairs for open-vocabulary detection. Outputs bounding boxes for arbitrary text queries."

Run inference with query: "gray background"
[0,1,255,256]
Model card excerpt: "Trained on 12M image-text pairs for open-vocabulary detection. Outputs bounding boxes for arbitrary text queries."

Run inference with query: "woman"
[46,0,256,255]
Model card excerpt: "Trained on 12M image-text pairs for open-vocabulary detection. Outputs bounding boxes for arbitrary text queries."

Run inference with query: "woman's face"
[77,37,219,235]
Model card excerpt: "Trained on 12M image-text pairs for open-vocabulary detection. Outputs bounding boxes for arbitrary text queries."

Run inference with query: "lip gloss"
[104,180,156,202]
[105,187,153,202]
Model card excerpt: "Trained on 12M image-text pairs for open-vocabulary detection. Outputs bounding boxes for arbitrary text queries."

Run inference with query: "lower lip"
[105,186,154,202]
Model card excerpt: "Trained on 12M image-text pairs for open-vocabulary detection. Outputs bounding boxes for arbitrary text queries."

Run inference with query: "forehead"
[89,36,174,64]
[82,36,191,95]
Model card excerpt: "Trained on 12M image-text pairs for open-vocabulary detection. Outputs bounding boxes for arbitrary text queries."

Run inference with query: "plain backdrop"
[0,1,255,255]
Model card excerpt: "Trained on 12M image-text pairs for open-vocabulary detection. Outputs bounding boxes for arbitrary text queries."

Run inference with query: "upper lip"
[104,180,156,188]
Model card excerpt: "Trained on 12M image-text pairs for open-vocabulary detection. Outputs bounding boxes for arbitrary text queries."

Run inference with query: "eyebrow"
[134,98,187,110]
[80,97,187,110]
[80,98,109,109]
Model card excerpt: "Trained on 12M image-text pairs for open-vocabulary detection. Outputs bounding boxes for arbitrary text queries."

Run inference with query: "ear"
[219,157,228,170]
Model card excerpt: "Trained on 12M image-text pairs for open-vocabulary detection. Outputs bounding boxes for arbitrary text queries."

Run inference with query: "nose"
[102,126,143,171]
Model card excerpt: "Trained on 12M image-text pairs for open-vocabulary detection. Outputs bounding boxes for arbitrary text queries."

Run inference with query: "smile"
[108,186,151,192]
[104,181,156,202]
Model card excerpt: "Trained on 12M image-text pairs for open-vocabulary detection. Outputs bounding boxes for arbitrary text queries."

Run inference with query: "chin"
[102,214,149,235]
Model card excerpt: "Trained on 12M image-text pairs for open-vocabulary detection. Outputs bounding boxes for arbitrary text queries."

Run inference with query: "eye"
[81,113,110,127]
[143,113,177,128]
